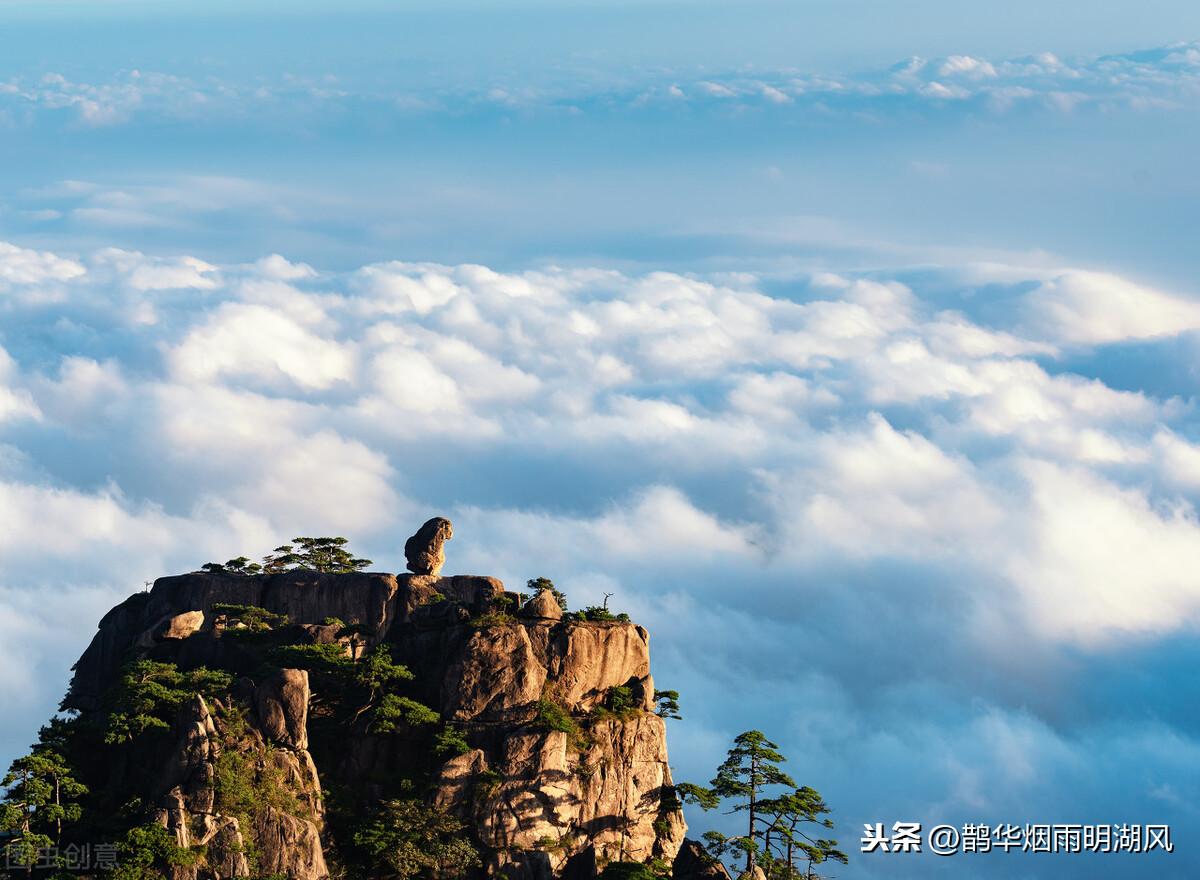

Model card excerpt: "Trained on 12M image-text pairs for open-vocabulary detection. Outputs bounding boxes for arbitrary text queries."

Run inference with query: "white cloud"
[0,241,85,288]
[1153,430,1200,490]
[92,248,220,291]
[1022,270,1200,344]
[1008,460,1200,641]
[167,302,356,391]
[254,254,318,281]
[354,261,464,315]
[1,235,1200,866]
[771,413,1003,560]
[939,55,999,79]
[4,41,1200,130]
[32,356,127,426]
[0,347,41,424]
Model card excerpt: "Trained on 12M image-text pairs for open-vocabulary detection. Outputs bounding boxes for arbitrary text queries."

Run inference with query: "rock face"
[255,668,310,750]
[151,693,326,880]
[673,839,732,880]
[65,564,686,879]
[404,516,454,575]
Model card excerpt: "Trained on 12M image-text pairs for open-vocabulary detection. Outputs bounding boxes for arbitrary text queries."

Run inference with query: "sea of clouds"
[1,41,1198,127]
[0,240,1198,877]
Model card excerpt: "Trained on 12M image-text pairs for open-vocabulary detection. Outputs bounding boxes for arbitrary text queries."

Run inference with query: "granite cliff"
[44,530,699,880]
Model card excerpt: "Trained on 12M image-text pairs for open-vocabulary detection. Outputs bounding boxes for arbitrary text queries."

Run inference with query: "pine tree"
[203,536,373,576]
[759,787,848,880]
[653,690,682,720]
[676,732,844,879]
[526,577,568,610]
[354,799,481,880]
[711,731,796,874]
[1,743,87,875]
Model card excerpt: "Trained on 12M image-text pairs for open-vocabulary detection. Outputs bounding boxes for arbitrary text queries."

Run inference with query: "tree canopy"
[353,799,481,880]
[104,661,232,745]
[0,725,89,873]
[203,536,372,576]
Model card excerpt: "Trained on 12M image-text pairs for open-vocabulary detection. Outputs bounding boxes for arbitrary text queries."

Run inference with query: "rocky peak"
[58,530,687,880]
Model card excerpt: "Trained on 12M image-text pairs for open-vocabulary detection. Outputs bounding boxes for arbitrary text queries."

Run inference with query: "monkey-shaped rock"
[404,517,454,575]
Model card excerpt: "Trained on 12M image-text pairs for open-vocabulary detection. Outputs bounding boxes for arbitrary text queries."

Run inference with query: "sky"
[1,3,1199,878]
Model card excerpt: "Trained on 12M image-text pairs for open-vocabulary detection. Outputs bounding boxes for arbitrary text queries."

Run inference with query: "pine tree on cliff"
[0,734,88,876]
[712,731,796,875]
[759,787,848,879]
[678,731,845,879]
[202,536,372,575]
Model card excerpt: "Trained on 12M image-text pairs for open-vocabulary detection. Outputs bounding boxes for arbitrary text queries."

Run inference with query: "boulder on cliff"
[673,840,731,880]
[521,589,565,620]
[405,516,454,575]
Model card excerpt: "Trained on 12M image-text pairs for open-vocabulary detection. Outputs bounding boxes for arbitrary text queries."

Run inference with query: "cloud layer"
[0,240,1198,876]
[3,42,1199,129]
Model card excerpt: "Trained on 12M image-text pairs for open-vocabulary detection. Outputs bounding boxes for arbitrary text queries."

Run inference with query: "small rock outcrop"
[521,589,565,620]
[674,839,732,880]
[255,668,311,750]
[405,516,454,575]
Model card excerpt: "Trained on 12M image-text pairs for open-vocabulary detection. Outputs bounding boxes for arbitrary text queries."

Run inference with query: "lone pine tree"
[678,731,846,880]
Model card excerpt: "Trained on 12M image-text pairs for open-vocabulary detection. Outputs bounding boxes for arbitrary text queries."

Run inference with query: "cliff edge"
[58,566,687,880]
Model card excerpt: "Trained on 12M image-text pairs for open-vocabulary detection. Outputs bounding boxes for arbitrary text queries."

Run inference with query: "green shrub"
[473,768,503,799]
[270,643,354,676]
[371,695,439,734]
[590,685,642,723]
[534,698,590,751]
[566,606,631,623]
[600,861,662,880]
[468,611,514,628]
[111,822,202,880]
[354,799,481,880]
[526,577,568,610]
[213,604,290,634]
[433,727,471,758]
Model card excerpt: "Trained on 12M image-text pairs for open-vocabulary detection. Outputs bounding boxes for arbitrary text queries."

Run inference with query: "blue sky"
[1,4,1199,878]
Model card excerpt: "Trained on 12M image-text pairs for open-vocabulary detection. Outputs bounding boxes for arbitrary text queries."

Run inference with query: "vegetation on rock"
[353,798,480,880]
[0,738,88,873]
[653,690,682,720]
[103,661,232,744]
[202,536,372,575]
[213,603,290,633]
[110,823,201,880]
[526,577,568,611]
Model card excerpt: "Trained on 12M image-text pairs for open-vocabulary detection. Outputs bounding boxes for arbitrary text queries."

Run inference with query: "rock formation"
[672,840,732,880]
[521,589,565,621]
[58,552,687,879]
[405,516,454,575]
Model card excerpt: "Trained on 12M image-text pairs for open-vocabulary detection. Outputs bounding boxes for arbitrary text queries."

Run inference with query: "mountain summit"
[46,528,690,880]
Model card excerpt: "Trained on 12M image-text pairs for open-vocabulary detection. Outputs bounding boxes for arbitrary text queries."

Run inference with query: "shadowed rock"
[673,840,731,880]
[255,668,310,750]
[404,516,454,575]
